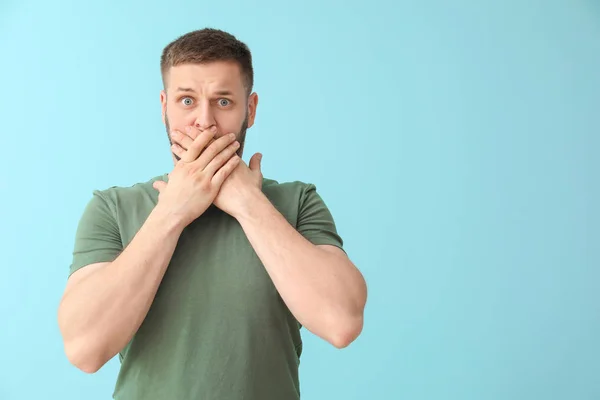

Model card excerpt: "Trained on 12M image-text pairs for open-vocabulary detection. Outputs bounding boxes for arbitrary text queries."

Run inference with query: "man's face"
[160,61,258,162]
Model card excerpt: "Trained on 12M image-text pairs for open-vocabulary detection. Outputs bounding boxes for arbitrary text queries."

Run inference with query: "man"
[57,28,367,399]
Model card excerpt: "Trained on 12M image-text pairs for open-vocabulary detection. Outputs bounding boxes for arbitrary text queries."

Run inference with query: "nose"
[193,101,216,131]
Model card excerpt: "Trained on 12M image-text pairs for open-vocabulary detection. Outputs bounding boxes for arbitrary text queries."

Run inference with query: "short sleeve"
[296,184,345,252]
[68,191,123,277]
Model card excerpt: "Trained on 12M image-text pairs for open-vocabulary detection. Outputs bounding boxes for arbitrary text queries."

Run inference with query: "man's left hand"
[169,127,264,219]
[213,152,263,218]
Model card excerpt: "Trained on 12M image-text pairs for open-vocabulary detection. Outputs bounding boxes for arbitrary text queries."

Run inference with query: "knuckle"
[203,148,218,161]
[218,150,232,162]
[176,162,189,173]
[227,159,238,170]
[186,165,198,176]
[198,178,211,191]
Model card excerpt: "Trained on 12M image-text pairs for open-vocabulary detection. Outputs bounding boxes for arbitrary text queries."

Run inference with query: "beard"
[165,111,249,162]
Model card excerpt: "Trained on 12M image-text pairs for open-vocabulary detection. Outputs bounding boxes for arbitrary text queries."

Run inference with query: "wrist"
[232,187,270,222]
[149,204,187,235]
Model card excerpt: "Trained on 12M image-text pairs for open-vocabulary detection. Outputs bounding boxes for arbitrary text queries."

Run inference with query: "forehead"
[165,61,245,94]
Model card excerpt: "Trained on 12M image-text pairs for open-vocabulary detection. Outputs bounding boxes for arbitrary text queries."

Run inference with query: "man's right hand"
[152,126,241,228]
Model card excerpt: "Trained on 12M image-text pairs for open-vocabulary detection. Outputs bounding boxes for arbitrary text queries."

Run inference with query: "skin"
[160,62,255,163]
[57,60,367,375]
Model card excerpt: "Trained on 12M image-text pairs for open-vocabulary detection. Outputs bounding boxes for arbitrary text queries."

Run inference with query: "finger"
[194,133,237,170]
[153,181,167,192]
[187,125,216,140]
[171,143,185,160]
[249,153,262,172]
[198,138,217,159]
[181,128,216,163]
[170,130,194,151]
[203,139,241,176]
[211,155,241,187]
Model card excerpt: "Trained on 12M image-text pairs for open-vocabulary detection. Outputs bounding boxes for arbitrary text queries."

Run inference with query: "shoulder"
[261,176,332,218]
[261,177,322,209]
[262,177,344,248]
[262,177,317,198]
[83,173,167,218]
[91,173,167,203]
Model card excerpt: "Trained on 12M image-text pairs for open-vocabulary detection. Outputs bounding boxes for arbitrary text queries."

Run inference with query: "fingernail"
[229,133,236,139]
[185,126,191,133]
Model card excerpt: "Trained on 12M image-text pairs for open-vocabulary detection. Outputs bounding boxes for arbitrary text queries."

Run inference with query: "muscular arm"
[58,127,240,373]
[234,189,367,349]
[57,206,185,373]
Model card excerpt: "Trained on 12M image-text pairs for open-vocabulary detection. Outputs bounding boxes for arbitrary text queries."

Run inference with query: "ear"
[160,90,167,125]
[246,92,259,129]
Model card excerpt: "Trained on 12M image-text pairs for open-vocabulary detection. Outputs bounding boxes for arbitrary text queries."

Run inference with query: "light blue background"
[1,1,598,399]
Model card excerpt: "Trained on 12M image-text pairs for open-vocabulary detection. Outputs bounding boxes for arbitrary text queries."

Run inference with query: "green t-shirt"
[68,173,345,400]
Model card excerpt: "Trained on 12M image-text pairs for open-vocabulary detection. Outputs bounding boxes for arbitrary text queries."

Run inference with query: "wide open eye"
[181,97,194,106]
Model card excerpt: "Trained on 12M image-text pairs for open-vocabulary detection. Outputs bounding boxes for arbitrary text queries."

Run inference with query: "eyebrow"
[175,87,234,96]
[175,87,196,93]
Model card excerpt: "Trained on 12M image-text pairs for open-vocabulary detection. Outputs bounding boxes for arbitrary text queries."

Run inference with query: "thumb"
[153,180,167,192]
[249,152,262,172]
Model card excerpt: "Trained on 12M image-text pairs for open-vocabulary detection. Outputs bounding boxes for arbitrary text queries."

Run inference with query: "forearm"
[58,205,185,372]
[235,191,367,348]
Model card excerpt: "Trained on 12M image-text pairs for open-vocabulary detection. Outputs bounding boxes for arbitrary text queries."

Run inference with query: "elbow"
[64,339,107,374]
[76,362,102,375]
[77,360,103,375]
[328,315,364,349]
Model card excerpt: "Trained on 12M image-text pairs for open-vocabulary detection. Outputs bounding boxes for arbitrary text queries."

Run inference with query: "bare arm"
[58,127,240,373]
[168,129,367,348]
[57,206,185,373]
[234,189,367,349]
